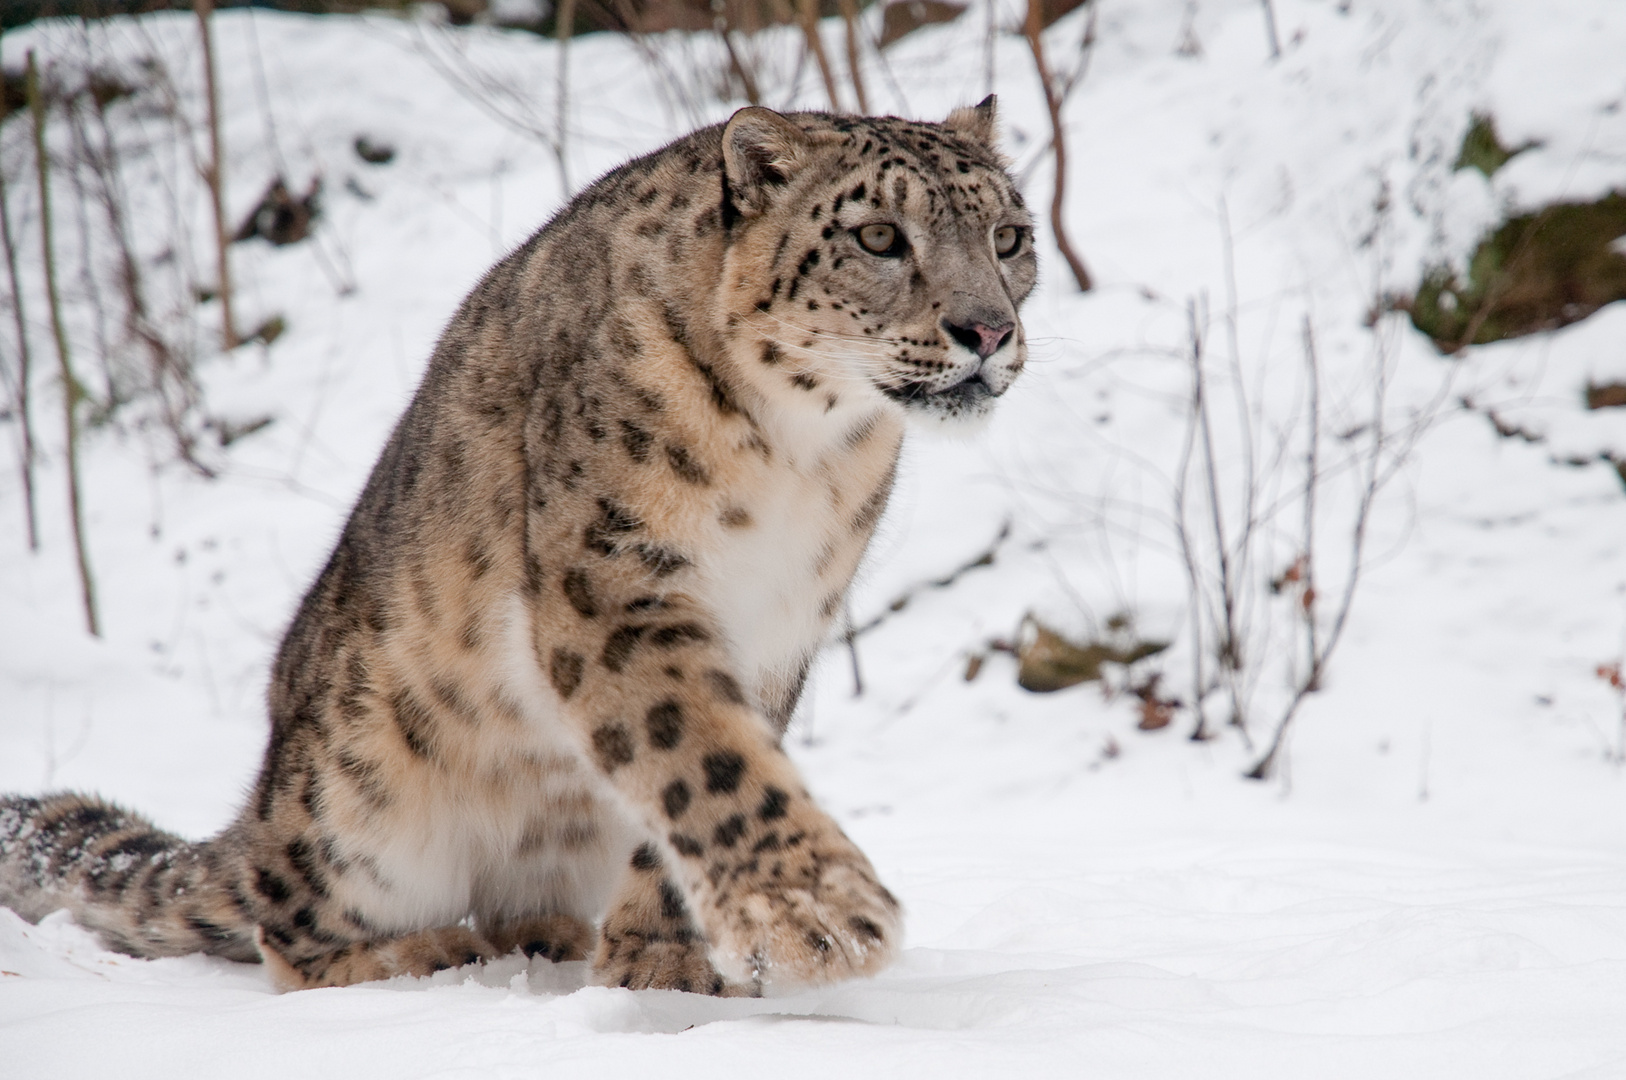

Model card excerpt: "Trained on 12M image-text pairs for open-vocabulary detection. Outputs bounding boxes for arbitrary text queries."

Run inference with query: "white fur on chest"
[704,471,840,691]
[700,387,898,699]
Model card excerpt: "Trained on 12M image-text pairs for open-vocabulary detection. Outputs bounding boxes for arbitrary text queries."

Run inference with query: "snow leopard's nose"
[943,318,1014,360]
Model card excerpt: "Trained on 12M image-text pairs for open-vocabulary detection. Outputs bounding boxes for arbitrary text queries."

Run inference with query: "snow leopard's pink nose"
[943,319,1015,360]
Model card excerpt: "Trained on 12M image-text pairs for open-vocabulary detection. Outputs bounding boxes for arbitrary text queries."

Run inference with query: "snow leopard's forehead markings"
[836,116,1023,224]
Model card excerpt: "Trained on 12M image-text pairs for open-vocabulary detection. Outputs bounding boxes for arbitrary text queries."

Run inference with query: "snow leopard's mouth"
[880,370,997,418]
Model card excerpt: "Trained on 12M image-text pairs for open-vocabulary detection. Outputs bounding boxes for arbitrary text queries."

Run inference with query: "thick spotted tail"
[0,793,259,963]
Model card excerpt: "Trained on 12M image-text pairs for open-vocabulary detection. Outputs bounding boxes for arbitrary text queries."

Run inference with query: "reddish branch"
[1023,0,1093,291]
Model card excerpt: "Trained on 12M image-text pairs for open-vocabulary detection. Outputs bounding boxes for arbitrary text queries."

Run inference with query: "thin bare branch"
[837,0,869,113]
[76,77,214,477]
[195,0,239,350]
[0,90,40,551]
[1260,0,1282,61]
[1023,0,1093,291]
[1173,318,1211,740]
[1300,316,1321,681]
[719,23,763,106]
[1247,318,1391,780]
[29,51,100,637]
[1059,0,1100,97]
[555,0,578,191]
[848,519,1013,641]
[798,0,841,110]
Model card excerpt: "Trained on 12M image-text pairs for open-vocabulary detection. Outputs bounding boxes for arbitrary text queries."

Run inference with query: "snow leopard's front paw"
[699,820,902,990]
[592,930,755,996]
[591,857,758,995]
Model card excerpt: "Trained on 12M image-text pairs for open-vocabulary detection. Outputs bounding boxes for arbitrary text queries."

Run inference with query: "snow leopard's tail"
[0,792,259,962]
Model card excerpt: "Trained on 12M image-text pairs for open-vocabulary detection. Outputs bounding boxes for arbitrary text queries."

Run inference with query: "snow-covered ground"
[4,1,1626,1074]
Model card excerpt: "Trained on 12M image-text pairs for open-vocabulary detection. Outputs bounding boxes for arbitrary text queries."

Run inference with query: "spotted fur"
[0,99,1036,994]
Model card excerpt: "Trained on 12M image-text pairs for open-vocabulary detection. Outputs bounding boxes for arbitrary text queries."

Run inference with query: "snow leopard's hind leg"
[256,914,594,990]
[254,923,496,990]
[0,792,260,963]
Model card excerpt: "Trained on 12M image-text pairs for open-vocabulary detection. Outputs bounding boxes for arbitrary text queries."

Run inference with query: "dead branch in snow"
[842,519,1013,696]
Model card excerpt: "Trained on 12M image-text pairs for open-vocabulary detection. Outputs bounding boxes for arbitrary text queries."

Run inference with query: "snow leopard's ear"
[944,94,1000,151]
[722,107,815,222]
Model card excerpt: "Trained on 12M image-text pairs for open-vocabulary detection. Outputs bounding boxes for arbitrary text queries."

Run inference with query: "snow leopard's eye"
[855,223,907,257]
[994,226,1023,257]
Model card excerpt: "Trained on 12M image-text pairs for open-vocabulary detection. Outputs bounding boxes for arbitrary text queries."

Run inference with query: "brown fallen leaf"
[1586,382,1626,410]
[1132,673,1180,731]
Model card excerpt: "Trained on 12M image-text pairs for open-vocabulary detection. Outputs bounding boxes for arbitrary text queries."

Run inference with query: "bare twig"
[1189,297,1250,735]
[1260,0,1281,60]
[29,51,100,637]
[719,24,763,106]
[62,95,117,416]
[867,21,912,115]
[848,519,1013,640]
[836,0,869,113]
[1173,308,1212,739]
[1300,316,1321,683]
[412,28,561,151]
[1597,658,1625,764]
[554,0,578,191]
[75,76,213,476]
[1246,319,1389,781]
[1023,0,1093,291]
[195,0,238,350]
[1216,196,1258,656]
[1058,0,1100,97]
[244,10,291,178]
[0,90,40,551]
[1156,177,1455,777]
[841,519,1013,695]
[606,0,707,127]
[982,0,996,99]
[842,600,864,697]
[798,0,841,111]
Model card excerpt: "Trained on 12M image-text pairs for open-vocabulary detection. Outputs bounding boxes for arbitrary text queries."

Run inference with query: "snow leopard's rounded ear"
[722,107,815,220]
[944,94,999,149]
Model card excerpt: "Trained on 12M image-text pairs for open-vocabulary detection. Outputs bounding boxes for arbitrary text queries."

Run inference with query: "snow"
[4,0,1626,1074]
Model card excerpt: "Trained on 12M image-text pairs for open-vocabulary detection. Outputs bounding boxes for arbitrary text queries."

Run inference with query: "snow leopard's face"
[724,101,1037,428]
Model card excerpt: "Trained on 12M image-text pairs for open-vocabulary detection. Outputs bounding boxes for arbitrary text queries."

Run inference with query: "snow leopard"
[0,98,1037,995]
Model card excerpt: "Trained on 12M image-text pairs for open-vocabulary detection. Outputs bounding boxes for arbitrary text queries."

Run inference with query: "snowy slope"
[4,1,1626,1075]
